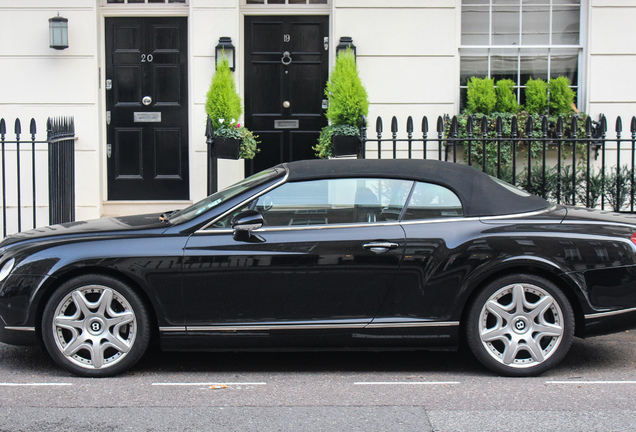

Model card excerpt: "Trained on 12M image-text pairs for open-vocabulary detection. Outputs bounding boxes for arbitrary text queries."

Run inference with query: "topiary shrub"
[315,47,369,158]
[466,77,496,115]
[524,78,548,115]
[549,76,576,116]
[324,47,369,127]
[205,57,243,131]
[495,79,519,113]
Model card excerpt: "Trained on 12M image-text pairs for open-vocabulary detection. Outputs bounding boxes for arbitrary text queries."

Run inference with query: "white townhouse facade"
[0,0,634,227]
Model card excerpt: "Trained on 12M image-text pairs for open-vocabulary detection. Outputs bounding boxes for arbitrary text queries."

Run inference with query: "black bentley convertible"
[2,159,636,377]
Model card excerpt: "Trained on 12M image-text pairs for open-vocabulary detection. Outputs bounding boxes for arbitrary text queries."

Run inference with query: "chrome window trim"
[197,172,289,232]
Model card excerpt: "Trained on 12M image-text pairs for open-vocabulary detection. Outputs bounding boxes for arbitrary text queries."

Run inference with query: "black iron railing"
[0,117,75,237]
[361,113,636,212]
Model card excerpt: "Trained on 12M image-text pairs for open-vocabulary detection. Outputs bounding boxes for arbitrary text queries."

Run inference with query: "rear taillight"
[631,233,636,246]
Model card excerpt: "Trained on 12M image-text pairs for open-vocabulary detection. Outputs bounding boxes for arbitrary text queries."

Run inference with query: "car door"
[181,177,412,334]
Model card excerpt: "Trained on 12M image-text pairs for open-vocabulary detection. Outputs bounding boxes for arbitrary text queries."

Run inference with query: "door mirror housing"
[231,210,264,242]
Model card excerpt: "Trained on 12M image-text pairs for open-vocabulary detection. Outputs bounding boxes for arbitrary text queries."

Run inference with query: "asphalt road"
[1,331,636,431]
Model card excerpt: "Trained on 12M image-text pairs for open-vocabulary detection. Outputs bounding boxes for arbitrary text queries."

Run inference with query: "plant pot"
[213,137,240,160]
[332,135,362,157]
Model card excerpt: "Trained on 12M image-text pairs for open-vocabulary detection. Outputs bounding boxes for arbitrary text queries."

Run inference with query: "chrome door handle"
[363,242,399,253]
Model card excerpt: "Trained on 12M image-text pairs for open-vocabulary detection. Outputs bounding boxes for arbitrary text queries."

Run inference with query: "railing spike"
[391,116,398,133]
[406,116,413,134]
[511,116,518,135]
[466,116,473,135]
[616,116,622,133]
[571,116,578,136]
[451,116,458,136]
[14,118,21,135]
[376,116,383,134]
[601,114,607,132]
[422,116,428,134]
[361,115,367,128]
[585,116,592,135]
[437,116,444,133]
[30,118,37,136]
[541,116,548,133]
[631,116,636,134]
[525,116,533,136]
[480,116,488,134]
[556,116,563,135]
[0,118,5,135]
[496,116,502,133]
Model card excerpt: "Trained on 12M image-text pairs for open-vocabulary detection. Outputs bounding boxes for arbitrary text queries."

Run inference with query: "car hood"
[0,213,169,248]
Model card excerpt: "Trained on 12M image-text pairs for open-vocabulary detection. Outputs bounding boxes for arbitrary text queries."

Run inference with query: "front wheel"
[466,274,574,377]
[42,275,151,377]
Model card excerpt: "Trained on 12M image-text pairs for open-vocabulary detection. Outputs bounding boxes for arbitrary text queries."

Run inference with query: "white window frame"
[459,0,587,110]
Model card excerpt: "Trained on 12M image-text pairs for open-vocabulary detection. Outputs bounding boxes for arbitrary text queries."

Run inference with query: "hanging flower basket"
[212,137,240,160]
[332,134,362,157]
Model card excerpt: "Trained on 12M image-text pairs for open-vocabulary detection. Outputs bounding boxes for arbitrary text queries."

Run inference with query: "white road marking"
[354,381,461,385]
[547,380,636,385]
[152,382,267,386]
[0,383,72,386]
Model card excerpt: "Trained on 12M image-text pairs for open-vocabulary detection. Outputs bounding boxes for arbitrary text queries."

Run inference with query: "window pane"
[550,50,579,84]
[522,5,549,44]
[254,179,412,226]
[492,5,520,45]
[491,52,519,82]
[403,183,463,220]
[552,5,580,44]
[460,52,489,85]
[462,6,490,45]
[246,0,266,3]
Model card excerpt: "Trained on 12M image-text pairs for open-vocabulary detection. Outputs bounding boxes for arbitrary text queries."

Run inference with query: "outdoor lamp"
[216,37,235,71]
[336,36,356,58]
[49,14,69,50]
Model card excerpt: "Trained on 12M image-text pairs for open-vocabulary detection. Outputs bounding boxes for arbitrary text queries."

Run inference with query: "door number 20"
[141,54,154,63]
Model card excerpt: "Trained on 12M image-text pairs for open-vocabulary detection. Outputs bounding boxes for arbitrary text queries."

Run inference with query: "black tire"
[42,274,151,377]
[466,274,574,377]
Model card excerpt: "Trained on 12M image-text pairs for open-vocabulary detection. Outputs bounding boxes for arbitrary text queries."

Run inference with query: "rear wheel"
[42,275,151,377]
[466,274,574,377]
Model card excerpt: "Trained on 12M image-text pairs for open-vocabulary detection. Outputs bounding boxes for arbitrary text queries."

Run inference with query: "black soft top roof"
[278,159,549,217]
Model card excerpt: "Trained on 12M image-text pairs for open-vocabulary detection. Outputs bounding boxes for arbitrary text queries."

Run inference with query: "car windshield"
[167,167,285,224]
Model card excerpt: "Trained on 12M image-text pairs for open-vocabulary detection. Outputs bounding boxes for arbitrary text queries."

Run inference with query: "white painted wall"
[0,0,101,235]
[2,0,636,234]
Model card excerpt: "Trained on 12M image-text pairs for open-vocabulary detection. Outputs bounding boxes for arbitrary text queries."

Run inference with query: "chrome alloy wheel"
[478,283,565,369]
[51,285,137,370]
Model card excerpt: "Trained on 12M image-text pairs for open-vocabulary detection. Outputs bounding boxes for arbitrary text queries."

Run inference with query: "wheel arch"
[456,262,587,347]
[33,266,160,343]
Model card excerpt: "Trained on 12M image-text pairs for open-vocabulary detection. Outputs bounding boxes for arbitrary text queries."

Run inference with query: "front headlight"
[0,258,15,281]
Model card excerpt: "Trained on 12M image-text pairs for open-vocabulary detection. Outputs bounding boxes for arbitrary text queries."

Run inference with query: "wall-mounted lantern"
[49,14,69,50]
[336,36,356,58]
[215,37,235,71]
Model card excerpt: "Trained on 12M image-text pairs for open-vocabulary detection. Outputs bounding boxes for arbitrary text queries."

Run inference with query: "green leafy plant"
[205,57,242,131]
[315,47,368,158]
[466,77,496,115]
[604,165,632,211]
[213,122,260,159]
[525,78,548,115]
[314,124,360,159]
[324,48,369,127]
[495,79,519,114]
[205,57,258,159]
[549,76,576,116]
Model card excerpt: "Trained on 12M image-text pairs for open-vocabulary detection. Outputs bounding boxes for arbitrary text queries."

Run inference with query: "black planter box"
[213,137,240,160]
[332,135,362,157]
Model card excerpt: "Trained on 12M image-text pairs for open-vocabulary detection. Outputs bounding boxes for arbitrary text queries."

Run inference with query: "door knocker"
[281,51,292,66]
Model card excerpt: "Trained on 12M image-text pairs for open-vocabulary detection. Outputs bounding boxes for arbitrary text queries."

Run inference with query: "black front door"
[105,17,189,200]
[244,15,329,175]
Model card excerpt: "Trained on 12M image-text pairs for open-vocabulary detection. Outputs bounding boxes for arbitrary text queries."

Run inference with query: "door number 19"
[283,34,291,43]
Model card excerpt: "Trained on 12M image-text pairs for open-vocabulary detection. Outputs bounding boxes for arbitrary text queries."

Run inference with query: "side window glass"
[403,182,463,220]
[208,201,255,228]
[253,178,412,227]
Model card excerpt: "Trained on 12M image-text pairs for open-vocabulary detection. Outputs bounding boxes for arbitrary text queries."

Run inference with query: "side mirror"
[231,210,264,242]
